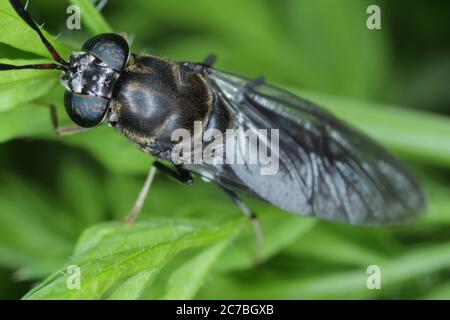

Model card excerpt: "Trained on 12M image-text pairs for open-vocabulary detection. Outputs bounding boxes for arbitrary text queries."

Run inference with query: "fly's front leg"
[153,162,193,185]
[220,186,264,266]
[125,162,193,224]
[48,104,90,136]
[202,54,217,67]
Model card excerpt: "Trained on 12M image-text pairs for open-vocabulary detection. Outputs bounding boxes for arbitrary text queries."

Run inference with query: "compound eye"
[82,33,129,71]
[64,92,109,128]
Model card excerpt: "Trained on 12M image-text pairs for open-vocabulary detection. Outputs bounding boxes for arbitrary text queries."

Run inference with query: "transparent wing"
[202,68,426,226]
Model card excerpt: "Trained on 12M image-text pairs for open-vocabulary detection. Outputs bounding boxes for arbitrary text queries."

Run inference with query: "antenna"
[0,0,68,72]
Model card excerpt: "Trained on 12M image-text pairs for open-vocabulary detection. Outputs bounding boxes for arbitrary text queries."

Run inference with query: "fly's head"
[62,33,130,127]
[61,52,119,99]
[1,2,130,128]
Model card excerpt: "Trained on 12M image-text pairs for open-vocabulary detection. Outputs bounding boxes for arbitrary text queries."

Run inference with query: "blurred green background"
[0,0,449,299]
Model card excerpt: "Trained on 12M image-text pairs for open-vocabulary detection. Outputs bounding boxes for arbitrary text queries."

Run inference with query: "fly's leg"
[125,165,158,224]
[125,162,193,224]
[153,162,193,185]
[202,54,217,67]
[48,104,90,136]
[220,186,264,266]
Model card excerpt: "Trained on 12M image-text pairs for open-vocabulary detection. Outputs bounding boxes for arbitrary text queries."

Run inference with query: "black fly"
[0,0,426,262]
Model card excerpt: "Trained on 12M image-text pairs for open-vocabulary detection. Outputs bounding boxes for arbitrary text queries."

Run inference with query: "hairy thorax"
[108,54,214,158]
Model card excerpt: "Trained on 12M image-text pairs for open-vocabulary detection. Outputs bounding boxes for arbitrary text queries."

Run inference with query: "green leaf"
[295,89,450,168]
[106,269,159,300]
[216,213,316,272]
[284,225,389,267]
[69,0,113,35]
[0,1,72,59]
[0,2,72,112]
[23,218,242,299]
[422,175,450,223]
[0,59,59,111]
[283,0,388,98]
[159,239,231,299]
[54,126,151,175]
[58,157,106,226]
[421,282,450,299]
[198,242,450,299]
[0,102,51,142]
[0,175,76,280]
